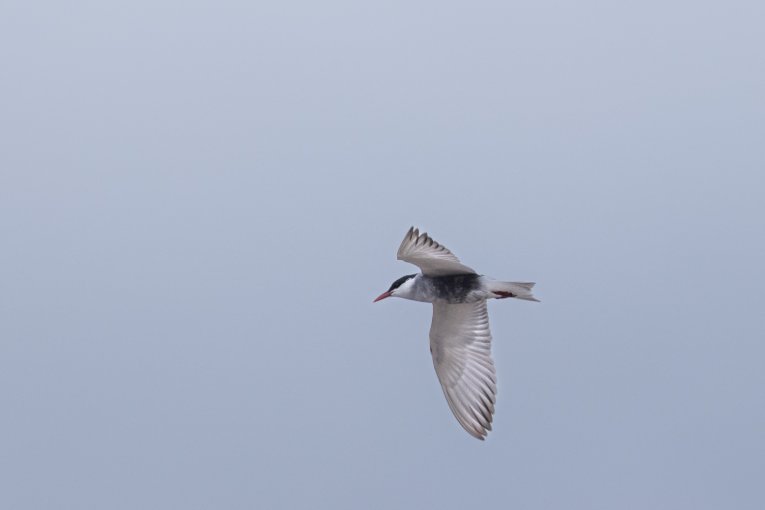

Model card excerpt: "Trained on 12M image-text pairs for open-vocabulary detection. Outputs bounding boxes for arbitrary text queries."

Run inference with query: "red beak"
[373,290,393,302]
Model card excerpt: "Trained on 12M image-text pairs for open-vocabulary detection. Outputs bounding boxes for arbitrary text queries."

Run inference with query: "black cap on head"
[388,274,416,292]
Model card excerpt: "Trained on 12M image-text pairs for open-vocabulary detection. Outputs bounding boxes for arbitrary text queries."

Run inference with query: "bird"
[374,227,539,440]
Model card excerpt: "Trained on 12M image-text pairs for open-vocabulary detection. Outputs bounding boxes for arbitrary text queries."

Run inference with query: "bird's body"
[388,273,506,304]
[374,227,539,440]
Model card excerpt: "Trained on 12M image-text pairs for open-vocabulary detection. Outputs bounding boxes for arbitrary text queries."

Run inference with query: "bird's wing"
[397,227,476,276]
[429,301,497,440]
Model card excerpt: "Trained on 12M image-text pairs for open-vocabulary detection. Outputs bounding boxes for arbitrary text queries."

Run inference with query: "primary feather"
[397,227,476,276]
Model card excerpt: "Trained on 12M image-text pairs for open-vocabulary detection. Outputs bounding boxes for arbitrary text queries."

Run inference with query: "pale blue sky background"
[1,1,764,509]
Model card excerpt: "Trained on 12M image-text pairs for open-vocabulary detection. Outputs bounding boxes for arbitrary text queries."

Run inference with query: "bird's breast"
[417,274,485,304]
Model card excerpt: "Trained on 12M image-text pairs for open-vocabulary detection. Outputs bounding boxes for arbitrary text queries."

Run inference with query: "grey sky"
[1,1,764,509]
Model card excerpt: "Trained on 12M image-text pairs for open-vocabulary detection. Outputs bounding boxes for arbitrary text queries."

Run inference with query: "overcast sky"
[1,1,764,509]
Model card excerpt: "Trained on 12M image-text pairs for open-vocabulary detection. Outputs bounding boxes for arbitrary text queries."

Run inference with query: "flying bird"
[374,227,539,440]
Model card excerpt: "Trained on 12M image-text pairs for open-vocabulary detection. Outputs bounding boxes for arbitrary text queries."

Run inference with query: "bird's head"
[373,274,417,302]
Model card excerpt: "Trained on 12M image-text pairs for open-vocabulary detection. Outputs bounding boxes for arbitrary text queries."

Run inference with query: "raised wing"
[397,227,475,276]
[429,301,497,440]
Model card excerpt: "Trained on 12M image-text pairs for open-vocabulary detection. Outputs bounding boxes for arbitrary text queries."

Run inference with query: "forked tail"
[488,281,540,302]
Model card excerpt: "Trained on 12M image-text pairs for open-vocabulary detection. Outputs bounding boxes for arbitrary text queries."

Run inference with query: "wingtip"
[470,429,488,441]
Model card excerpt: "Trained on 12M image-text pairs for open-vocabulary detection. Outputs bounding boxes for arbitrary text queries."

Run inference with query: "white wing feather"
[397,227,475,276]
[430,301,497,440]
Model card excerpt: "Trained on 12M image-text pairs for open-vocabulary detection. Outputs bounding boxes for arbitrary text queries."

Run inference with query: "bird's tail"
[487,281,540,302]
